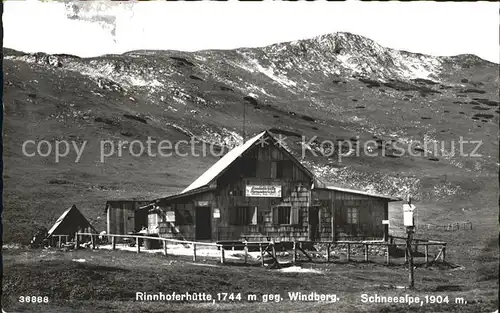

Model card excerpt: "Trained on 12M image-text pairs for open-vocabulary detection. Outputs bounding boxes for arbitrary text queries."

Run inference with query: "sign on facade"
[213,208,220,219]
[165,211,176,222]
[403,204,416,227]
[382,219,390,225]
[245,185,282,197]
[197,201,210,207]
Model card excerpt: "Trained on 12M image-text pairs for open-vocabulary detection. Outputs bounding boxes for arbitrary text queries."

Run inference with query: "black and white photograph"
[1,1,499,312]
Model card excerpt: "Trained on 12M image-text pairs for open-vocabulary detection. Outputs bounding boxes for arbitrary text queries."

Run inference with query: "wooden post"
[346,243,351,262]
[136,237,140,253]
[111,236,116,250]
[271,241,276,260]
[297,243,313,262]
[163,240,167,256]
[220,246,225,264]
[364,244,369,262]
[58,236,62,248]
[442,244,446,262]
[292,241,297,264]
[75,233,79,249]
[433,247,443,262]
[193,244,197,262]
[259,243,264,267]
[90,235,95,249]
[326,243,330,262]
[404,246,408,263]
[244,242,248,264]
[424,244,429,265]
[407,229,414,289]
[386,244,390,265]
[331,214,335,241]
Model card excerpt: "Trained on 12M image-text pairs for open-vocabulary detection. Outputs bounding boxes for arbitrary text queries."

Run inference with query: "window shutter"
[272,207,278,225]
[271,161,277,178]
[290,206,299,225]
[251,207,258,225]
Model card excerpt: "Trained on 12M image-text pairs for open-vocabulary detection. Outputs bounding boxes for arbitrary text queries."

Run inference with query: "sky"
[4,1,500,63]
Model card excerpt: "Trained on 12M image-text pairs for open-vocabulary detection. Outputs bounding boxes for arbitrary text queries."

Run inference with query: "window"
[278,207,290,224]
[228,187,243,196]
[277,160,293,179]
[242,159,257,177]
[175,209,193,225]
[273,206,300,225]
[230,207,257,225]
[347,208,359,224]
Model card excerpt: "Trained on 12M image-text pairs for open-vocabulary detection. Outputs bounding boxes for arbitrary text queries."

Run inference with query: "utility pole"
[242,101,246,143]
[406,225,415,289]
[404,196,416,289]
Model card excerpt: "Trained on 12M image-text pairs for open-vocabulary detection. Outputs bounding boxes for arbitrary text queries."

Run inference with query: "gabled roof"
[48,206,73,236]
[176,130,322,198]
[317,185,402,201]
[182,131,267,193]
[160,130,399,202]
[48,204,97,236]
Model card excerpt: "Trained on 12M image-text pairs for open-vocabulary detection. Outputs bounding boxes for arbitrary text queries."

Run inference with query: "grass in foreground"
[2,245,497,313]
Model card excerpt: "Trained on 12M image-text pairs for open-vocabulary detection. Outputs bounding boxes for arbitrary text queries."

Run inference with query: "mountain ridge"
[5,31,497,65]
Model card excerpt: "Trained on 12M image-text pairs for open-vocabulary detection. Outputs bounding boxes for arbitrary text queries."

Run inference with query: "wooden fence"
[420,221,472,231]
[388,235,447,264]
[218,237,447,266]
[54,233,447,267]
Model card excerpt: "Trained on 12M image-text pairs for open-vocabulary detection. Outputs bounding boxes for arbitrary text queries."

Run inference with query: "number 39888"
[18,296,49,303]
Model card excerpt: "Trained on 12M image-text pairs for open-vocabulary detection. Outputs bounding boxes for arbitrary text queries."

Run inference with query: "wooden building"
[151,131,400,242]
[48,204,97,238]
[105,199,151,236]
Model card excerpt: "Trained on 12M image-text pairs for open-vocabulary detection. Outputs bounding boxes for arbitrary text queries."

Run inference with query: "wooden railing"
[75,233,226,263]
[421,222,472,231]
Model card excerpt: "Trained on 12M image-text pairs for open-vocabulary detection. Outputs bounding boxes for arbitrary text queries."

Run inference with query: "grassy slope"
[3,58,222,242]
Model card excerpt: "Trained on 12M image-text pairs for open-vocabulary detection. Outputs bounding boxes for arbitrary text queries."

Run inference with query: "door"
[308,206,320,241]
[195,207,212,240]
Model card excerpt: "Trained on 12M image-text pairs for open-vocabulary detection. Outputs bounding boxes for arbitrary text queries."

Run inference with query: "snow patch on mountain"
[199,127,244,148]
[251,60,297,88]
[391,52,442,79]
[244,83,274,98]
[238,52,298,90]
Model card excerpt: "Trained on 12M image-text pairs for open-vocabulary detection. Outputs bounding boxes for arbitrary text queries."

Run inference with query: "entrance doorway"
[309,206,320,241]
[195,207,212,240]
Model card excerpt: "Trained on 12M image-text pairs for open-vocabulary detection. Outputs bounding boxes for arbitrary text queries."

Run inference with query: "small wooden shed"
[105,199,152,235]
[47,204,97,244]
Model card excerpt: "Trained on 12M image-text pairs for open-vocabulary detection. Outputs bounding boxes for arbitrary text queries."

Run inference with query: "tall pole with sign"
[403,196,416,289]
[213,208,220,242]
